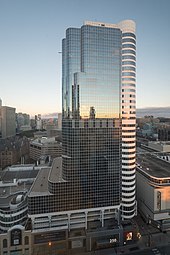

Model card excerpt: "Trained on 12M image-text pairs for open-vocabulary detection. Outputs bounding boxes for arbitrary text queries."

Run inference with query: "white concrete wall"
[137,171,154,219]
[137,170,170,221]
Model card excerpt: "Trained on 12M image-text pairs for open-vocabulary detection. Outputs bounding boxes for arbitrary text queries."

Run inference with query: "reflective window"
[122,72,135,77]
[122,49,135,55]
[122,44,136,50]
[122,61,136,66]
[122,78,136,81]
[122,38,136,44]
[122,66,135,71]
[122,32,136,39]
[122,55,136,60]
[122,89,135,93]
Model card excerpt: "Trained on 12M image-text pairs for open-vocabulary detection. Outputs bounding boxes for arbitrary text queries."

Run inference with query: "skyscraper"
[28,19,137,252]
[62,20,136,219]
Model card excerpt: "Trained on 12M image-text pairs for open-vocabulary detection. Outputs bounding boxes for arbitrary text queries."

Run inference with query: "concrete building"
[137,152,170,231]
[57,113,62,130]
[29,137,62,161]
[148,141,170,153]
[0,164,40,255]
[0,106,16,138]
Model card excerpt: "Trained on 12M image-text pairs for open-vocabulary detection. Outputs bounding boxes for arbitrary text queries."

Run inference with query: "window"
[122,44,136,50]
[122,55,136,60]
[122,33,136,39]
[122,50,136,55]
[122,38,136,44]
[3,239,7,248]
[122,72,135,77]
[122,61,136,66]
[25,236,29,245]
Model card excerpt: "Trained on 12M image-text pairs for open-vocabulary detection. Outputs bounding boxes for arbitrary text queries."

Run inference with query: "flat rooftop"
[0,169,39,182]
[28,167,51,196]
[49,157,66,183]
[137,153,170,178]
[29,157,66,197]
[0,168,39,208]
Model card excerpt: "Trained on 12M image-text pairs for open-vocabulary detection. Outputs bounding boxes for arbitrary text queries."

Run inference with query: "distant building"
[46,123,58,137]
[35,114,42,130]
[148,141,170,153]
[158,124,170,141]
[57,113,62,129]
[137,116,160,128]
[29,137,62,161]
[16,112,31,132]
[0,106,16,138]
[0,136,29,170]
[30,118,36,130]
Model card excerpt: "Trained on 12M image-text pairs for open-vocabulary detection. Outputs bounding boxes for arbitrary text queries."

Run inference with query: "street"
[126,244,170,255]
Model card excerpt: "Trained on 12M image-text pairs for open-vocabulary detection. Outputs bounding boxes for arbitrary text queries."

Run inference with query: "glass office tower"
[62,20,136,218]
[27,20,136,253]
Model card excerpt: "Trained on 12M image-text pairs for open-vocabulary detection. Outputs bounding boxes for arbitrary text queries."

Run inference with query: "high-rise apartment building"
[28,20,136,253]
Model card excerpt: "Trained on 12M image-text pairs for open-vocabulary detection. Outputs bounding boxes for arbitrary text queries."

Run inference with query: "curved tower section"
[119,20,136,219]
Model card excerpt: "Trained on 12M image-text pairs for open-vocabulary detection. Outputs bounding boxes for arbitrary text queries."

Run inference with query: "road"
[125,245,170,255]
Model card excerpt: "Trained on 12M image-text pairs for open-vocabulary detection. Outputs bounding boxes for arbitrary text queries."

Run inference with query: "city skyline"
[0,0,170,115]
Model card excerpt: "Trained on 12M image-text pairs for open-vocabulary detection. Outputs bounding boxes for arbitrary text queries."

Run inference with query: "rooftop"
[28,167,51,196]
[49,157,66,183]
[137,153,170,179]
[0,167,39,208]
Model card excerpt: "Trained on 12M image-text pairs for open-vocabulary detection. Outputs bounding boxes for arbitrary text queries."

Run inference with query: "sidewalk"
[115,231,170,254]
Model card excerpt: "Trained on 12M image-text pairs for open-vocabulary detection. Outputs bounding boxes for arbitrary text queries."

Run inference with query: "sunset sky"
[0,0,170,116]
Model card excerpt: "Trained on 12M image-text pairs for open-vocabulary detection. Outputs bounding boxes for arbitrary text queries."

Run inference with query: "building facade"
[0,136,30,170]
[62,20,136,219]
[29,137,62,161]
[16,112,31,132]
[0,106,16,138]
[136,153,170,231]
[27,19,137,253]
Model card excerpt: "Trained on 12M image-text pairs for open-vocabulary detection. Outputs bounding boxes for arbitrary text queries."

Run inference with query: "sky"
[0,0,170,116]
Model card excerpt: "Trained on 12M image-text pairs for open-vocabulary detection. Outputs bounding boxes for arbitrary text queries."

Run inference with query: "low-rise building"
[137,152,170,231]
[148,141,170,153]
[0,163,50,255]
[29,137,62,161]
[0,165,38,255]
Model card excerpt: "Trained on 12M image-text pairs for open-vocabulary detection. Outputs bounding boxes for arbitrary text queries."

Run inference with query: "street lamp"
[48,242,52,255]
